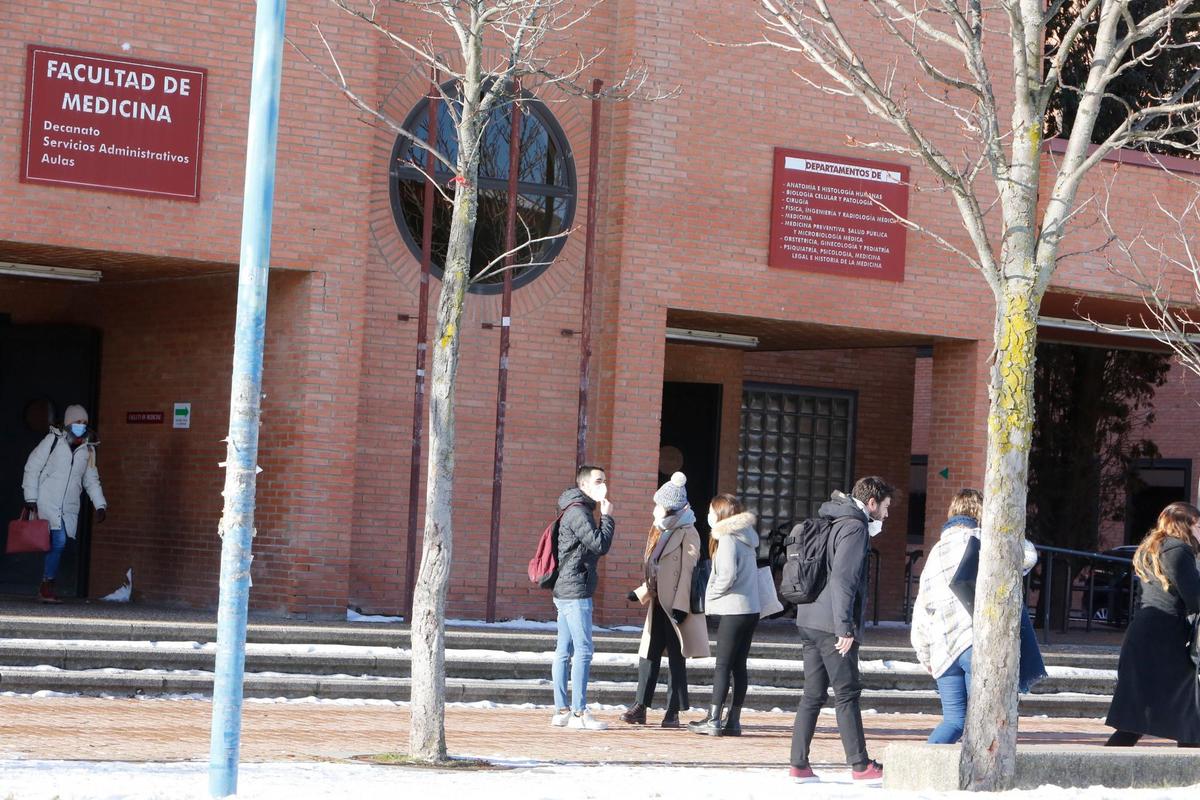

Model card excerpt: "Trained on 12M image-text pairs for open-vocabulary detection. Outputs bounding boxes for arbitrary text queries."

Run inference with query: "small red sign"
[768,148,910,282]
[126,411,164,424]
[20,45,207,201]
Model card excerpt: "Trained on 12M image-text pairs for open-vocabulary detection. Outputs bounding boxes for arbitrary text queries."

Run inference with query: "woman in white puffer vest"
[910,488,1038,743]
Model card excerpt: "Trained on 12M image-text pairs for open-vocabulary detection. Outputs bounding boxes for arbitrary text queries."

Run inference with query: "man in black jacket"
[789,476,894,784]
[551,464,615,730]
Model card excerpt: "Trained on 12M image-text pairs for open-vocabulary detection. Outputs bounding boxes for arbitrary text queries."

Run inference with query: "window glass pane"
[392,85,575,291]
[738,387,856,534]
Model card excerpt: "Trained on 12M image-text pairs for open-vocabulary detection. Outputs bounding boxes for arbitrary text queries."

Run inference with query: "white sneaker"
[567,710,608,731]
[550,708,572,728]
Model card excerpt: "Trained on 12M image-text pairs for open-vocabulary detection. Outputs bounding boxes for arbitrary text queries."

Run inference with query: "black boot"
[661,708,680,728]
[724,705,743,736]
[687,704,724,736]
[620,703,647,725]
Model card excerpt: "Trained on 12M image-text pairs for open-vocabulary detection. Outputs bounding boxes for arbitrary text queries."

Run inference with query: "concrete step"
[0,639,1116,697]
[0,616,1120,670]
[0,666,1114,717]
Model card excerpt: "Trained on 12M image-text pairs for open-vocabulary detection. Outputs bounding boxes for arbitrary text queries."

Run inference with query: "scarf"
[644,506,696,593]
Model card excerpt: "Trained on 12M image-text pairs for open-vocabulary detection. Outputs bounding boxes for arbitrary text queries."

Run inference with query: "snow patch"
[346,608,404,623]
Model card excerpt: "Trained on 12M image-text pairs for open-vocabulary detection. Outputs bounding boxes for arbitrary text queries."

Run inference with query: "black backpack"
[778,516,834,604]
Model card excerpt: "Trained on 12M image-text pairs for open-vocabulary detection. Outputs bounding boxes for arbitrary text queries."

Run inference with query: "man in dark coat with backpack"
[788,476,894,784]
[549,464,615,730]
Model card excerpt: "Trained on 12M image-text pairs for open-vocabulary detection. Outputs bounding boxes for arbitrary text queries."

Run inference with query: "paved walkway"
[0,695,1162,768]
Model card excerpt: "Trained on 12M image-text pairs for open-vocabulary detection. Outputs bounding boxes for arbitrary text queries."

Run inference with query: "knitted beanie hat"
[63,404,89,425]
[653,471,689,511]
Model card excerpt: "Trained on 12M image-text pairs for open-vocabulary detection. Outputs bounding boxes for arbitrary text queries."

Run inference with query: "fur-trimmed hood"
[710,511,759,549]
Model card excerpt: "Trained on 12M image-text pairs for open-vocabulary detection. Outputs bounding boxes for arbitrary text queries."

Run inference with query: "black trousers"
[710,613,758,708]
[636,602,688,711]
[790,626,869,769]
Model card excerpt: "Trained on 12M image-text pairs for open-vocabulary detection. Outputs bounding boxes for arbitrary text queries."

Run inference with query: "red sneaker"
[789,766,820,784]
[852,760,883,782]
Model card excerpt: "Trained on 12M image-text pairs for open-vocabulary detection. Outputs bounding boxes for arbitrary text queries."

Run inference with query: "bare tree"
[295,0,662,763]
[1101,188,1200,378]
[739,1,1200,790]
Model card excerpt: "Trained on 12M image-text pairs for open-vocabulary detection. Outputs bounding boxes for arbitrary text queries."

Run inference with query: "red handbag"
[6,508,50,554]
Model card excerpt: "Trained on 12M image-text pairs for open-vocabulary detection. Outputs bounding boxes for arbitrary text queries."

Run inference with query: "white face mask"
[652,505,667,522]
[707,512,717,529]
[868,519,883,537]
[588,483,608,502]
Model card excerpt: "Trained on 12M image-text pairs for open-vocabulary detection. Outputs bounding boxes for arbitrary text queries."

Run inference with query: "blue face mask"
[69,423,87,438]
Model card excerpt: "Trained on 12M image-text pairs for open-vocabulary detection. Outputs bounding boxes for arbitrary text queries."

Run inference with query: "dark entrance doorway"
[659,382,722,543]
[0,323,101,598]
[1125,459,1192,546]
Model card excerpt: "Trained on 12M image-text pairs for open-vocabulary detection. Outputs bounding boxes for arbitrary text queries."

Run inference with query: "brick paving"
[0,696,1159,768]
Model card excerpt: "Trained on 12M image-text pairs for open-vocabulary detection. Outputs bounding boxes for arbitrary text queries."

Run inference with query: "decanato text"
[45,57,194,124]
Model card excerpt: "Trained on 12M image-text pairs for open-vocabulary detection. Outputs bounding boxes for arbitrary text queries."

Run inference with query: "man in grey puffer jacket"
[550,464,615,730]
[789,476,894,784]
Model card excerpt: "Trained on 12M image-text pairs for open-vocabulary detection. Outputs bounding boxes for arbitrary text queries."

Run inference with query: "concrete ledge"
[883,742,1200,790]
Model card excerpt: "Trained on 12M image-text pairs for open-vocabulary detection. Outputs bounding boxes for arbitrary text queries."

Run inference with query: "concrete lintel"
[883,743,1200,791]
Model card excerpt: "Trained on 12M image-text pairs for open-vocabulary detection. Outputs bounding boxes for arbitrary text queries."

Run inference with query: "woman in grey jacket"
[689,494,761,736]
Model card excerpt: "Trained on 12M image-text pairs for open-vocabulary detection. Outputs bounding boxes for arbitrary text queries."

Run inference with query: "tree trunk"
[960,283,1040,790]
[408,132,479,762]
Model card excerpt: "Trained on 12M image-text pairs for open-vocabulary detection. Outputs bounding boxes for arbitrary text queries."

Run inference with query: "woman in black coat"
[1105,501,1200,747]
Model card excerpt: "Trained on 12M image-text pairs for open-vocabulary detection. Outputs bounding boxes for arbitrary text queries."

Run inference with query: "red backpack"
[528,503,582,589]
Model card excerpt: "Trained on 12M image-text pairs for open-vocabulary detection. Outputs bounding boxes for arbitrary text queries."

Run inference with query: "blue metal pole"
[208,0,287,796]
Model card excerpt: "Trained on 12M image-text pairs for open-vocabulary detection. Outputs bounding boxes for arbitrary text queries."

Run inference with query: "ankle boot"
[38,580,62,605]
[661,708,680,728]
[724,705,743,736]
[620,703,647,725]
[687,704,724,736]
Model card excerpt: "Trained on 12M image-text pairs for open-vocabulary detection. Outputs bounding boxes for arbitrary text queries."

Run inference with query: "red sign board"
[20,45,207,201]
[768,148,910,281]
[126,411,164,424]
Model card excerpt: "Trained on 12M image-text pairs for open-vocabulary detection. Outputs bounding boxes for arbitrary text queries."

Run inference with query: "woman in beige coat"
[620,472,710,727]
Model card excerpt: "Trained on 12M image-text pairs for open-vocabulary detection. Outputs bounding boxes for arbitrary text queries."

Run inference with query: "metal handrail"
[1028,543,1139,644]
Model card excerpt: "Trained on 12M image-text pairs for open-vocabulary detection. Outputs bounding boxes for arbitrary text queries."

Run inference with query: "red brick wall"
[912,356,932,456]
[0,271,315,611]
[924,341,991,551]
[5,1,1200,622]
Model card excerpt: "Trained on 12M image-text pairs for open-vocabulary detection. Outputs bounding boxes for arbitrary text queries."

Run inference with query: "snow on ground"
[447,617,644,633]
[1,760,1197,800]
[344,609,403,623]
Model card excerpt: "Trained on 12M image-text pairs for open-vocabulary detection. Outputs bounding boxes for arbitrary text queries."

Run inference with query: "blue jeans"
[43,529,67,581]
[1018,606,1047,693]
[552,597,594,712]
[930,647,972,744]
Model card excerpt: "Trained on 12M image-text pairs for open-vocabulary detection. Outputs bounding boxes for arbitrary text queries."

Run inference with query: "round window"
[389,84,577,294]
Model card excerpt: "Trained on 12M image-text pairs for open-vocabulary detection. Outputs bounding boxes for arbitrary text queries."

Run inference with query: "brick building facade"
[1,2,1196,621]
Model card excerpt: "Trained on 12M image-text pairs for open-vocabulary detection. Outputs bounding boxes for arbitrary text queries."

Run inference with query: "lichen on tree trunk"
[959,285,1040,790]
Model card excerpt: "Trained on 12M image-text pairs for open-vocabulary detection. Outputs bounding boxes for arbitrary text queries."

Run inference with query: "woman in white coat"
[688,493,761,737]
[21,404,107,603]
